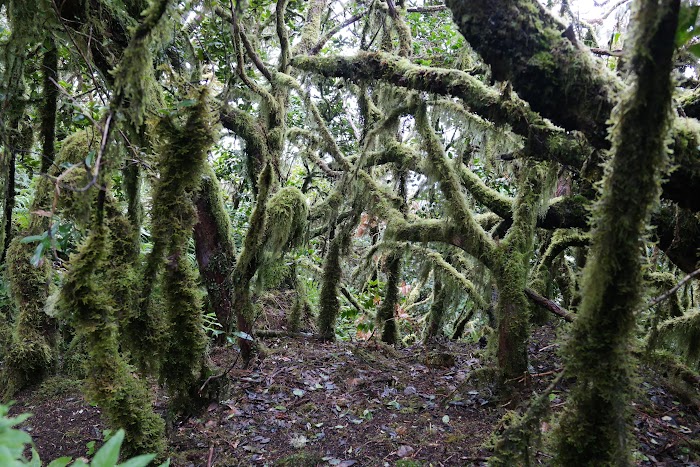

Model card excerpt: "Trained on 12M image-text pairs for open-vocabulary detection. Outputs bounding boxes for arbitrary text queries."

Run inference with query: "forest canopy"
[0,0,699,464]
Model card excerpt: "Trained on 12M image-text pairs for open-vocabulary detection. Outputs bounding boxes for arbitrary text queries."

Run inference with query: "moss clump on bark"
[2,239,55,396]
[652,309,700,370]
[263,186,308,257]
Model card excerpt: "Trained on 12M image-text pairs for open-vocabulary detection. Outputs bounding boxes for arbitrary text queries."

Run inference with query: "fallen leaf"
[397,445,414,458]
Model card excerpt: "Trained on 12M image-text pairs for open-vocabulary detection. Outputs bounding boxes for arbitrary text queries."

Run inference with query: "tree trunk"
[194,167,236,331]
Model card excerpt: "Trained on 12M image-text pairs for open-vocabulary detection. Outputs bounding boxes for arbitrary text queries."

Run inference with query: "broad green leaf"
[47,457,73,467]
[688,42,700,58]
[92,429,125,467]
[30,243,45,268]
[20,234,47,244]
[676,4,700,46]
[232,330,254,341]
[116,453,156,467]
[27,448,41,467]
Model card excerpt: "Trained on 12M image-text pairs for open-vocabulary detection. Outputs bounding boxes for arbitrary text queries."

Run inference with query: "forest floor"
[8,313,700,466]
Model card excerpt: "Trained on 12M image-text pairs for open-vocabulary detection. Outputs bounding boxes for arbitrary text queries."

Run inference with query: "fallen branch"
[254,329,315,338]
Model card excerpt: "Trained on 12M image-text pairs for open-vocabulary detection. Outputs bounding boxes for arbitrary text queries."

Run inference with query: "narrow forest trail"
[9,322,700,466]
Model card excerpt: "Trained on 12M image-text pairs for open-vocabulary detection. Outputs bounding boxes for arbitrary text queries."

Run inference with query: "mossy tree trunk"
[378,251,402,345]
[317,212,360,341]
[144,90,215,411]
[424,272,446,342]
[492,163,550,383]
[194,166,236,332]
[39,40,58,175]
[60,221,165,456]
[554,1,678,464]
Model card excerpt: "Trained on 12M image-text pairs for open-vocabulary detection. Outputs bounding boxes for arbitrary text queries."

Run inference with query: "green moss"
[2,239,54,397]
[59,226,165,455]
[142,89,215,410]
[653,309,700,370]
[111,0,171,124]
[492,162,552,384]
[414,102,496,268]
[530,229,588,297]
[263,186,308,257]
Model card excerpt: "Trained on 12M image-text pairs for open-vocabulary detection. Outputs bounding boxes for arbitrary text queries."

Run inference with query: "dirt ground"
[8,322,700,466]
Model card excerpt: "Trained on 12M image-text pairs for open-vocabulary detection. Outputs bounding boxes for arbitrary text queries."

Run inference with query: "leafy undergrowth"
[7,322,700,466]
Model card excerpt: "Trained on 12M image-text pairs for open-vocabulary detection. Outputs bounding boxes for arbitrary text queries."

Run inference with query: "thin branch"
[214,6,274,81]
[591,47,625,57]
[310,10,370,54]
[225,0,276,104]
[644,267,700,311]
[276,0,291,72]
[524,287,575,323]
[406,5,448,13]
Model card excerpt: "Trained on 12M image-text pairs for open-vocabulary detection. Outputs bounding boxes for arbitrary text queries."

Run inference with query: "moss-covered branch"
[458,163,513,218]
[407,244,487,310]
[414,102,497,267]
[291,51,592,168]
